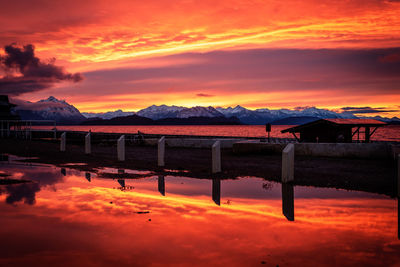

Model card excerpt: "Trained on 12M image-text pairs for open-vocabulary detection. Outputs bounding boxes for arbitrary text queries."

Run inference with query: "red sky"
[0,0,399,116]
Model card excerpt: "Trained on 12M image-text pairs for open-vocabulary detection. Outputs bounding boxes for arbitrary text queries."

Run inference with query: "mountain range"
[13,96,400,125]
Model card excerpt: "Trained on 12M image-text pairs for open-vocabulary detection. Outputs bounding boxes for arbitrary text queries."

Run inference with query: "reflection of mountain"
[212,179,221,206]
[282,183,294,221]
[0,165,64,205]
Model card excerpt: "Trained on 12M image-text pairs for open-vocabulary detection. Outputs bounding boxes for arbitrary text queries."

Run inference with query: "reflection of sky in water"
[0,158,399,266]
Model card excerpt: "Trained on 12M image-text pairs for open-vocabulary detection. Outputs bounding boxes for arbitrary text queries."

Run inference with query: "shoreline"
[0,139,397,197]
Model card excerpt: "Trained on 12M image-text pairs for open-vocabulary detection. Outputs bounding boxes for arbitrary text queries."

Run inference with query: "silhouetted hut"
[0,95,19,120]
[0,95,20,137]
[281,119,386,143]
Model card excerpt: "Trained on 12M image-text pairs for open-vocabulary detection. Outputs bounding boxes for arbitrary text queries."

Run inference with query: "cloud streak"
[0,44,83,96]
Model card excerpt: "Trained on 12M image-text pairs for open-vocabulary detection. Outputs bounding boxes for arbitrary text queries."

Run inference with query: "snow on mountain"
[217,105,357,124]
[217,105,265,124]
[14,96,86,123]
[82,110,135,120]
[12,96,393,125]
[137,105,185,120]
[357,115,400,123]
[177,106,224,118]
[137,105,224,119]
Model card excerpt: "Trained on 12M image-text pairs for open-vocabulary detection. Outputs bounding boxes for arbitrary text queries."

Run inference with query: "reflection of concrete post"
[158,175,165,196]
[282,183,294,221]
[397,198,399,240]
[85,172,91,182]
[212,141,221,173]
[118,179,125,187]
[397,154,400,198]
[212,178,221,206]
[60,132,66,151]
[398,154,400,197]
[282,144,294,183]
[117,135,125,161]
[158,136,165,167]
[85,132,91,154]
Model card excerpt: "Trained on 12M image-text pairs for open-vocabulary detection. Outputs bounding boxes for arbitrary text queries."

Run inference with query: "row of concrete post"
[59,132,296,180]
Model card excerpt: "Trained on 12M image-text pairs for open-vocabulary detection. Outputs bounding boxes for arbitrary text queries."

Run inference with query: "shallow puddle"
[0,155,399,266]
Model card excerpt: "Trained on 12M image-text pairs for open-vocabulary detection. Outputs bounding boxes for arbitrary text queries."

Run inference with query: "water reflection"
[0,162,65,205]
[282,183,294,221]
[158,175,165,196]
[212,179,221,206]
[0,158,399,265]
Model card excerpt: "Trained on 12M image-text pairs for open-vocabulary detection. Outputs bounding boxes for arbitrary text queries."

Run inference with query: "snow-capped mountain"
[11,96,395,125]
[14,96,86,123]
[137,105,185,120]
[137,105,224,119]
[357,115,400,123]
[82,110,135,120]
[217,105,265,124]
[177,106,224,118]
[217,106,357,124]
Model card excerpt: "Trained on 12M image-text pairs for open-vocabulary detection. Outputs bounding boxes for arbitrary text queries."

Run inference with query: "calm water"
[34,125,400,142]
[0,156,399,266]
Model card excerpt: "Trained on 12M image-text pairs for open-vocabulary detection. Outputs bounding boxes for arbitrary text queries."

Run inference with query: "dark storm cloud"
[0,44,83,96]
[341,106,399,114]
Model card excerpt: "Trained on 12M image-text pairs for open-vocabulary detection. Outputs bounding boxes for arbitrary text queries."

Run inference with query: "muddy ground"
[0,139,397,196]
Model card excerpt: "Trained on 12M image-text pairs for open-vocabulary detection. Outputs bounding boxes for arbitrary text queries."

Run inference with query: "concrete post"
[117,135,125,161]
[60,132,66,152]
[158,136,165,167]
[85,132,91,154]
[282,143,294,183]
[212,141,221,173]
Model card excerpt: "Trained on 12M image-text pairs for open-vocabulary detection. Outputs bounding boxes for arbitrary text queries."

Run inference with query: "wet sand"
[0,139,397,196]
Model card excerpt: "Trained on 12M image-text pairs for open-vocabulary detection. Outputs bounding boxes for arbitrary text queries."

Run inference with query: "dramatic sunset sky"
[0,0,399,116]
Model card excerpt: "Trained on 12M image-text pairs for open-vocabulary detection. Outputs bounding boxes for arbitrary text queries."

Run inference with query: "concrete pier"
[85,132,91,154]
[282,143,294,183]
[60,132,66,152]
[158,136,165,167]
[117,135,125,161]
[212,141,221,173]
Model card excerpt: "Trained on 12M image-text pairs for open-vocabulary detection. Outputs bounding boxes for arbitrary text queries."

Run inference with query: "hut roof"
[281,118,386,133]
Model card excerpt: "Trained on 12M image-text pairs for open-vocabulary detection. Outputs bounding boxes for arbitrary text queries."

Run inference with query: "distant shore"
[0,139,397,196]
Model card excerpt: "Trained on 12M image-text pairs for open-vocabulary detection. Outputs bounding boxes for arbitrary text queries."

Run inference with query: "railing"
[0,120,56,139]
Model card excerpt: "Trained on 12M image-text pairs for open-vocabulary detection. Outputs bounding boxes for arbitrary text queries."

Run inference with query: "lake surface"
[0,156,399,266]
[34,124,400,142]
